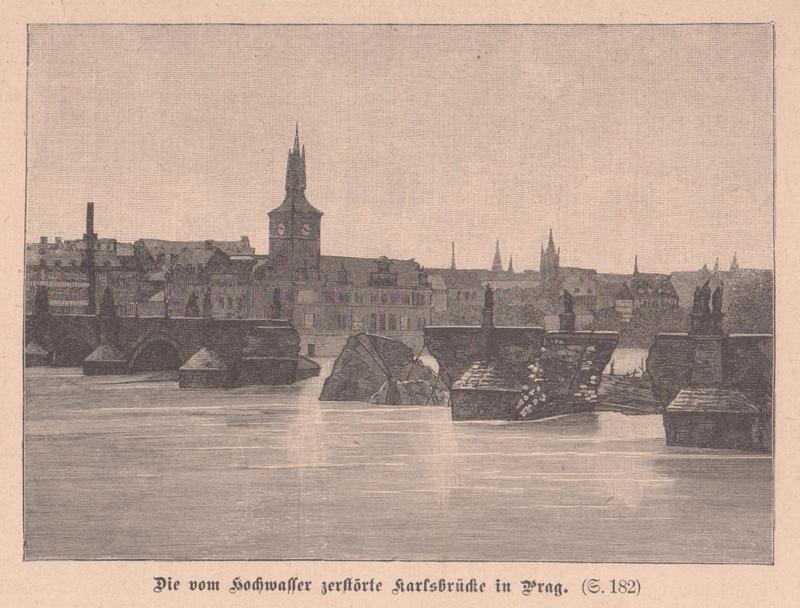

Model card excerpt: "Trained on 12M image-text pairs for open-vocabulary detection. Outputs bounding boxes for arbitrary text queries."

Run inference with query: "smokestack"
[84,202,97,240]
[84,202,97,315]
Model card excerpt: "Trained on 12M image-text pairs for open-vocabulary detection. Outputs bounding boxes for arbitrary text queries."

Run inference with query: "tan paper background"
[1,1,797,606]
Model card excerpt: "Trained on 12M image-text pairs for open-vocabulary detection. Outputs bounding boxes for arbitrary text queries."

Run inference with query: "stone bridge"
[25,314,299,374]
[424,324,619,420]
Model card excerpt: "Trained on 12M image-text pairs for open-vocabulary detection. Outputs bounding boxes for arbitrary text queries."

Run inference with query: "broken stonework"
[369,378,448,406]
[320,333,443,403]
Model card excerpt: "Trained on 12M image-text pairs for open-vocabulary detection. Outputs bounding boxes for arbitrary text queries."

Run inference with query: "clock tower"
[268,125,323,277]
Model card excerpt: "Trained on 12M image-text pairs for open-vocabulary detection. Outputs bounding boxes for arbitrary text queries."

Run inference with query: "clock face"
[276,222,286,237]
[301,223,312,237]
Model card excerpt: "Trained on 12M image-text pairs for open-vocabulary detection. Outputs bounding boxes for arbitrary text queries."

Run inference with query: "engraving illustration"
[24,24,773,562]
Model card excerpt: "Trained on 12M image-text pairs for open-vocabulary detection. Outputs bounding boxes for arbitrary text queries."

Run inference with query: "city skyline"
[26,24,774,274]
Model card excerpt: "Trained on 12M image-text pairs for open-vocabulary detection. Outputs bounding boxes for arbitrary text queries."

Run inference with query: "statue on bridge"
[690,279,725,337]
[712,282,724,314]
[481,284,495,328]
[700,279,711,315]
[202,289,213,319]
[184,291,200,317]
[560,289,576,331]
[562,289,574,315]
[692,285,702,314]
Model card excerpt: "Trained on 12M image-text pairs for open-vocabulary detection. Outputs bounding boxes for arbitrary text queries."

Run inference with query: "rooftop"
[666,387,760,414]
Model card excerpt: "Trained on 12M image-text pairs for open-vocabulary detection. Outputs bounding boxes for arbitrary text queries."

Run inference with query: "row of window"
[322,289,431,306]
[303,311,427,332]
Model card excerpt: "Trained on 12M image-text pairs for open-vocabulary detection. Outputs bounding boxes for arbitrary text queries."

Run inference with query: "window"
[388,314,397,331]
[304,312,315,328]
[379,313,386,330]
[369,313,377,331]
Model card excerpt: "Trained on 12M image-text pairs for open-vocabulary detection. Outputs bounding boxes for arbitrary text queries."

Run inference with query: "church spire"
[713,257,720,273]
[730,252,739,272]
[633,255,639,276]
[450,241,456,270]
[507,255,514,273]
[285,123,306,192]
[491,239,503,272]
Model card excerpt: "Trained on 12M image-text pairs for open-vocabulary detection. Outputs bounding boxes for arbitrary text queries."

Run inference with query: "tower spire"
[491,239,503,272]
[285,123,306,192]
[730,252,739,272]
[507,255,514,273]
[450,241,456,270]
[633,255,639,276]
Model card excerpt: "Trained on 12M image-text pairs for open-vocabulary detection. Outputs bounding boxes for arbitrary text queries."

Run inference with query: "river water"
[24,358,772,563]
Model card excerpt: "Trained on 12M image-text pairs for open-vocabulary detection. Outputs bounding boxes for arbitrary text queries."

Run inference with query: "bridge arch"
[129,333,187,372]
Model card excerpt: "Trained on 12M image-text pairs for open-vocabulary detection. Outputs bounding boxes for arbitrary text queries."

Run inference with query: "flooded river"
[24,360,772,562]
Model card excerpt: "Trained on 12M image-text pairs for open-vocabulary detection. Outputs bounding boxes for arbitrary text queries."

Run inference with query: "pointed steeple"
[730,252,739,272]
[450,241,456,270]
[633,255,639,276]
[285,123,306,192]
[507,255,514,273]
[713,257,720,273]
[540,229,559,281]
[491,239,503,272]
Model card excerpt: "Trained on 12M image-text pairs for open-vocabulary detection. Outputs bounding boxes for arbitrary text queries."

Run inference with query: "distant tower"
[633,254,639,276]
[83,202,98,315]
[450,241,456,270]
[267,124,323,277]
[491,239,503,272]
[507,255,514,273]
[539,228,560,281]
[713,257,720,273]
[730,252,739,272]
